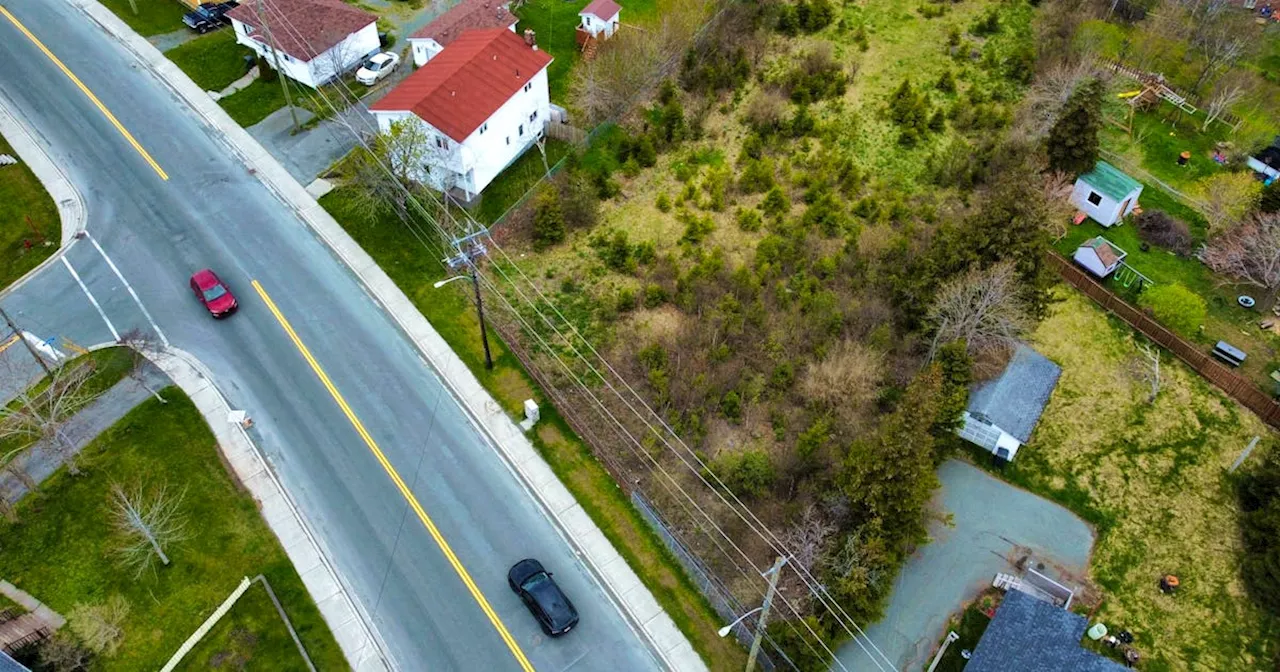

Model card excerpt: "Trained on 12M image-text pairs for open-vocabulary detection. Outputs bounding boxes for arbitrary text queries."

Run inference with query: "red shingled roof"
[410,0,518,47]
[580,0,621,20]
[371,29,552,142]
[227,0,375,61]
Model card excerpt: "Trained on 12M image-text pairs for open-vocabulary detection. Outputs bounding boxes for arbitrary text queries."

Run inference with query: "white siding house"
[1073,236,1125,278]
[226,0,378,89]
[370,29,553,200]
[579,0,621,39]
[409,0,518,67]
[1070,160,1143,227]
[957,345,1062,463]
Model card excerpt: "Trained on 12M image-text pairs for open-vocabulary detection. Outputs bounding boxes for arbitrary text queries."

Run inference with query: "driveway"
[835,459,1095,672]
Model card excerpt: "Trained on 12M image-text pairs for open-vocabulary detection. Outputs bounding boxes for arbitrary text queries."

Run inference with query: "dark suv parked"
[182,2,238,33]
[507,559,579,637]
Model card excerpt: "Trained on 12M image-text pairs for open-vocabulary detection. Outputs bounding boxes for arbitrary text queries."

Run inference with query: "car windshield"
[202,284,227,302]
[522,572,550,590]
[365,59,382,70]
[196,8,214,17]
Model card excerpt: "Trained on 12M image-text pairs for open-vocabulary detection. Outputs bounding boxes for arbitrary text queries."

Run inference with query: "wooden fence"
[1049,253,1280,428]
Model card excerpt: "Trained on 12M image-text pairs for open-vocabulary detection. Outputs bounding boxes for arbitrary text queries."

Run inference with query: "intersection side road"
[0,1,661,670]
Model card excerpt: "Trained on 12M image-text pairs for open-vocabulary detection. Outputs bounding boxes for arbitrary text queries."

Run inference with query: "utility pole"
[0,305,52,377]
[255,0,300,134]
[747,556,787,672]
[445,228,493,370]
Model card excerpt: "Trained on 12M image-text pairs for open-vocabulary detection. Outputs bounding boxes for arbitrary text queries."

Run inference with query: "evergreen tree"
[1047,78,1104,176]
[936,69,956,93]
[532,185,566,250]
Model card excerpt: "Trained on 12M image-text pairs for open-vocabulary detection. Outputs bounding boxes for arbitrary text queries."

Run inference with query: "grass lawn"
[930,592,997,672]
[164,29,252,92]
[218,79,290,128]
[987,288,1280,670]
[318,186,745,670]
[0,134,60,291]
[1055,217,1280,391]
[179,581,316,671]
[477,138,572,224]
[99,0,189,37]
[0,383,345,671]
[1099,96,1234,198]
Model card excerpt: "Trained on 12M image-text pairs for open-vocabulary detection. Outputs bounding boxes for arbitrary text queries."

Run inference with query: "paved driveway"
[835,459,1095,672]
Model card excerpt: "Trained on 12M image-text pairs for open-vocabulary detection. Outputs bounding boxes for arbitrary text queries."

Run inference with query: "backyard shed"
[1073,236,1126,278]
[1071,161,1143,227]
[957,345,1062,462]
[966,590,1127,671]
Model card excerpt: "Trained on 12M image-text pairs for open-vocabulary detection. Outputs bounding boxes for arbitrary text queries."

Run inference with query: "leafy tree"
[767,616,835,671]
[712,449,775,497]
[531,185,566,250]
[1139,283,1205,336]
[1046,78,1104,176]
[1239,444,1280,616]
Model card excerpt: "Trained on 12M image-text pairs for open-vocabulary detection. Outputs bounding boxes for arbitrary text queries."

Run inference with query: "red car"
[189,269,238,318]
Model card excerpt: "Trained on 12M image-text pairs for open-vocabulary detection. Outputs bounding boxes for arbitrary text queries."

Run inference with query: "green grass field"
[99,0,189,37]
[0,385,345,671]
[0,133,60,291]
[988,289,1280,670]
[179,581,318,671]
[218,78,289,127]
[164,29,252,92]
[319,186,745,669]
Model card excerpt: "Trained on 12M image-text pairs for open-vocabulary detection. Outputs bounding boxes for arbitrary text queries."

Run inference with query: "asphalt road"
[0,2,661,670]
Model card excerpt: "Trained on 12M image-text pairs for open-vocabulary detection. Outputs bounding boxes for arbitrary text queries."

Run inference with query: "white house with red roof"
[226,0,378,88]
[408,0,519,67]
[369,29,553,200]
[578,0,621,39]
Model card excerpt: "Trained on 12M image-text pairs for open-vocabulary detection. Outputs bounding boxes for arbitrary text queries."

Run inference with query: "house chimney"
[524,29,536,48]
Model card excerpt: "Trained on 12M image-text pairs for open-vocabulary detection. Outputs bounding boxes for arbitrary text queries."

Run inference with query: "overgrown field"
[1000,289,1280,670]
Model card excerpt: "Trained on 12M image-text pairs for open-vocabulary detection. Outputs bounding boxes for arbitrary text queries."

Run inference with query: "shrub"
[560,172,600,230]
[745,92,788,136]
[601,230,634,271]
[776,3,799,35]
[721,390,742,421]
[643,283,668,307]
[531,185,566,250]
[928,109,946,131]
[1135,210,1193,255]
[1262,180,1280,214]
[713,449,775,497]
[789,105,817,138]
[970,8,1000,36]
[1139,283,1205,336]
[702,166,731,211]
[761,186,790,218]
[616,288,638,312]
[739,157,776,193]
[737,208,763,232]
[656,192,671,212]
[888,78,931,146]
[936,69,956,93]
[786,44,848,104]
[1238,445,1280,617]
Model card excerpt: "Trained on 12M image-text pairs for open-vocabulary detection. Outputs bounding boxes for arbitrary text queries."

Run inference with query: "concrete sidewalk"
[72,0,706,669]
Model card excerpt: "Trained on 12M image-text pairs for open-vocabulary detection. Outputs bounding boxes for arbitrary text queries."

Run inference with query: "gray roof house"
[956,344,1062,462]
[967,590,1127,671]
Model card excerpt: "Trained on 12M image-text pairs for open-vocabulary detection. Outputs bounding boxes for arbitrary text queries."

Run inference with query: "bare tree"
[39,634,92,672]
[118,329,166,404]
[0,359,98,475]
[783,505,836,574]
[1013,59,1105,141]
[926,261,1033,361]
[799,339,883,425]
[1202,213,1280,300]
[1188,4,1252,94]
[1195,171,1261,236]
[1129,340,1161,403]
[1201,70,1255,132]
[68,595,129,656]
[110,481,189,577]
[344,117,455,224]
[1040,170,1077,242]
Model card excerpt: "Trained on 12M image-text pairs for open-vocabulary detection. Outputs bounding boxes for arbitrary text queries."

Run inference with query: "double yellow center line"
[0,5,168,180]
[253,282,535,671]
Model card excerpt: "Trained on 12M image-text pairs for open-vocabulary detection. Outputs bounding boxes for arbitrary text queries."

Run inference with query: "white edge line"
[84,231,169,347]
[60,255,119,341]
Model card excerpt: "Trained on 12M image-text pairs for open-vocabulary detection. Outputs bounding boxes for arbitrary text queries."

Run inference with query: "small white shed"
[579,0,621,39]
[1070,161,1143,227]
[1073,236,1126,279]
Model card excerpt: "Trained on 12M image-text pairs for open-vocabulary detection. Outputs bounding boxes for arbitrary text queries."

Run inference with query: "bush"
[1262,180,1280,214]
[600,230,634,271]
[745,93,787,136]
[786,44,848,104]
[1139,283,1205,336]
[616,288,638,312]
[1238,445,1280,617]
[531,185,566,250]
[643,283,668,307]
[761,186,790,218]
[737,208,763,232]
[739,157,776,193]
[721,390,742,421]
[970,8,1000,36]
[712,449,775,497]
[936,69,956,93]
[656,192,671,212]
[1135,210,1193,255]
[560,172,600,230]
[888,78,931,146]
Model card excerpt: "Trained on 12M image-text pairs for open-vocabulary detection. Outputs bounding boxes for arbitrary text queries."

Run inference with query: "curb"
[0,89,87,299]
[146,346,390,672]
[71,2,705,669]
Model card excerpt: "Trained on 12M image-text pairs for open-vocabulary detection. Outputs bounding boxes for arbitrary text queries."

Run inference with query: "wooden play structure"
[1104,60,1199,135]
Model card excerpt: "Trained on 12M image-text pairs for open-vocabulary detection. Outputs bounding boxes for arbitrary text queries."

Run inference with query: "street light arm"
[433,275,469,289]
[718,606,764,638]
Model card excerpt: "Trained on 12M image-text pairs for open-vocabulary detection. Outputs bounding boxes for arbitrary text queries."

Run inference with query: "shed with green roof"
[1070,160,1143,227]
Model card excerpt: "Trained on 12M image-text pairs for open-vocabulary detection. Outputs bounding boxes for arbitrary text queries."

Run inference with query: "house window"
[529,111,538,122]
[519,124,524,136]
[436,136,447,150]
[244,25,255,35]
[523,82,532,93]
[506,136,510,145]
[479,122,488,134]
[1086,191,1102,206]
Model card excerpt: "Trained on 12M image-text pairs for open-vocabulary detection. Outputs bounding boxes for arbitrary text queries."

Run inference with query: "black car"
[182,2,238,33]
[507,559,579,636]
